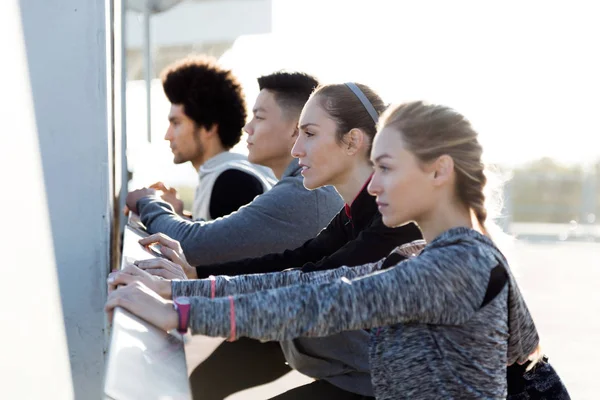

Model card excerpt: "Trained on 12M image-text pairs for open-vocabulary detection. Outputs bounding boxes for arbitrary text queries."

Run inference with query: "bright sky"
[229,0,600,165]
[129,0,600,187]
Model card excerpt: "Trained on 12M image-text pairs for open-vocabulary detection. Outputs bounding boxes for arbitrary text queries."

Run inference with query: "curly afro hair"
[161,56,246,149]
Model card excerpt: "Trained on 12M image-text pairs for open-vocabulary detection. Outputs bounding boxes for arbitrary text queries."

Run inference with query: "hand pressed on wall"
[135,258,188,281]
[107,264,173,299]
[138,233,197,279]
[105,281,178,332]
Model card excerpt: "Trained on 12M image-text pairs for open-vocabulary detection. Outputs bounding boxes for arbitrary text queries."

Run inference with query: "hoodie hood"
[426,227,540,365]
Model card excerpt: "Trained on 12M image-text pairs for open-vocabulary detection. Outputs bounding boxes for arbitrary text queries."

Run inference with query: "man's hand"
[138,233,198,279]
[105,281,178,332]
[107,263,173,299]
[149,182,185,216]
[125,188,159,215]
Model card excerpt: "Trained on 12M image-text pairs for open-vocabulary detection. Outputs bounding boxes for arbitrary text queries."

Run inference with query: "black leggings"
[189,338,291,399]
[269,380,374,400]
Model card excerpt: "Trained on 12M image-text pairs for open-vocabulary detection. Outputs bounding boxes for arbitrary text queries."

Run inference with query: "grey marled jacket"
[173,227,539,399]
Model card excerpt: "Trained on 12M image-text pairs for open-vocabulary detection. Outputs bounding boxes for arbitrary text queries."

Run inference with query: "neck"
[333,161,373,205]
[191,142,226,171]
[416,198,473,243]
[266,155,294,180]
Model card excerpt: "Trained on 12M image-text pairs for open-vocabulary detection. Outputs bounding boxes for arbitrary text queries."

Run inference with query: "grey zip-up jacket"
[173,228,539,399]
[137,159,343,266]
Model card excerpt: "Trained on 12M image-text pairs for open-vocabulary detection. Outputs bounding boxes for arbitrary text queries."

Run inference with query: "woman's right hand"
[138,233,198,279]
[107,264,173,299]
[134,258,189,281]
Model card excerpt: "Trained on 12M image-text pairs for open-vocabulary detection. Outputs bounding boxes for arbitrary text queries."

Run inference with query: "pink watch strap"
[174,297,190,334]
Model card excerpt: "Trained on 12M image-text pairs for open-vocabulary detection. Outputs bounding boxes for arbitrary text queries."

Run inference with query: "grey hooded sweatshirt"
[173,227,539,399]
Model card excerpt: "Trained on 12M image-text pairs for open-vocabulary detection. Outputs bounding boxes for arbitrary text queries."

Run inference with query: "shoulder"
[213,169,264,192]
[407,238,499,278]
[268,173,310,199]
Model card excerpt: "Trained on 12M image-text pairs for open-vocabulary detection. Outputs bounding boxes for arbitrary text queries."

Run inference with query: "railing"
[103,214,192,400]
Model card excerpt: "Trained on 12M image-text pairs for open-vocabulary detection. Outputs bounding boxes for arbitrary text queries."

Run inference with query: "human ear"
[432,155,454,185]
[202,123,219,139]
[344,128,365,155]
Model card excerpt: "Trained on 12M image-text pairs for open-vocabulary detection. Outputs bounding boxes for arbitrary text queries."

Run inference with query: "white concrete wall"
[0,1,74,398]
[12,0,113,397]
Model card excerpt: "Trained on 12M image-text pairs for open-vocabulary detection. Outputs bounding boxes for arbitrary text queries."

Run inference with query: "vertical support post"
[143,1,152,142]
[121,0,129,222]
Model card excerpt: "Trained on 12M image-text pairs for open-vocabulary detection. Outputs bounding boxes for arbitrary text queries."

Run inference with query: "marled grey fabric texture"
[177,228,538,399]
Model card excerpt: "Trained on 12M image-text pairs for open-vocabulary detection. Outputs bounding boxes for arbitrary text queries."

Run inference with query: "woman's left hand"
[105,281,179,332]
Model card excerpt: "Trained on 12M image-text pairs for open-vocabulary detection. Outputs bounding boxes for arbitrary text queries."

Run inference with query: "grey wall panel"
[18,0,113,397]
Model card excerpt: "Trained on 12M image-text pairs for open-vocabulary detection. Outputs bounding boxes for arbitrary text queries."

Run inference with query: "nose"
[291,135,305,158]
[243,120,253,136]
[164,126,173,141]
[367,172,382,196]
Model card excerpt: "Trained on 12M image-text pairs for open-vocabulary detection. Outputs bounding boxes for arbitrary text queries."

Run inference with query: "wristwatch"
[173,296,191,334]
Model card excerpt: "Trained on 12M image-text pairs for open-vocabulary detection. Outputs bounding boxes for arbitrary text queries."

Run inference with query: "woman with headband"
[108,101,543,399]
[108,83,421,399]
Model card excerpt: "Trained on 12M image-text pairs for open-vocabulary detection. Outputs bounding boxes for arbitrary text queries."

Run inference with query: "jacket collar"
[344,176,377,229]
[283,158,302,178]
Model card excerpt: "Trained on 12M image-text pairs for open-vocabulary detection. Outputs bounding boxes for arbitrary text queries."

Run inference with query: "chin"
[247,153,258,164]
[381,213,402,228]
[302,176,322,190]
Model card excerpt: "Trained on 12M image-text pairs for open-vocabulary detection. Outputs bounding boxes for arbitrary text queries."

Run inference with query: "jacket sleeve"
[194,216,421,279]
[194,211,345,278]
[300,217,422,272]
[188,244,493,341]
[172,258,389,298]
[137,178,339,266]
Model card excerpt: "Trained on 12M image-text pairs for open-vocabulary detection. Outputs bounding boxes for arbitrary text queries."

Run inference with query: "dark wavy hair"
[161,56,246,149]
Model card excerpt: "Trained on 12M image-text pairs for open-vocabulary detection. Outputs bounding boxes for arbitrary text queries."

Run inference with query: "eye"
[377,165,389,172]
[254,116,265,121]
[304,131,314,138]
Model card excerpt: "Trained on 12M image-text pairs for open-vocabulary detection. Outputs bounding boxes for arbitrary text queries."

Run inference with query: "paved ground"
[193,239,599,399]
[510,239,599,399]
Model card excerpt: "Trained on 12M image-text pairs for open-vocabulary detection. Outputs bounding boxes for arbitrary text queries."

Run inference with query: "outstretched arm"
[188,246,491,341]
[137,177,336,266]
[173,258,390,298]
